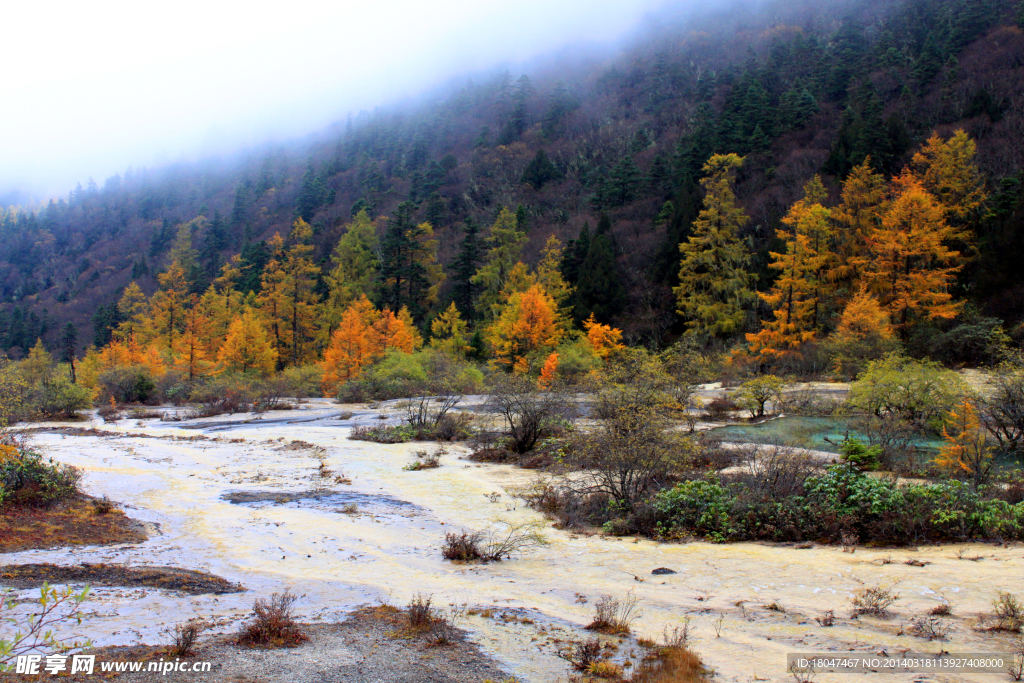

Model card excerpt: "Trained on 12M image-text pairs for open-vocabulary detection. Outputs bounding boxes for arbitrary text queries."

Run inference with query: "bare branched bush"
[479,521,548,561]
[486,373,574,454]
[587,590,643,635]
[662,617,693,648]
[850,586,900,617]
[440,521,547,563]
[557,638,603,671]
[815,610,835,627]
[236,591,307,647]
[428,604,465,645]
[980,365,1024,455]
[738,443,817,498]
[441,531,483,561]
[929,602,953,616]
[907,615,951,640]
[171,620,205,656]
[1008,637,1024,681]
[407,593,433,629]
[991,592,1024,632]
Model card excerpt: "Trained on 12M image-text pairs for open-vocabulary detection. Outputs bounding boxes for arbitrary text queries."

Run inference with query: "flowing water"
[3,402,1020,682]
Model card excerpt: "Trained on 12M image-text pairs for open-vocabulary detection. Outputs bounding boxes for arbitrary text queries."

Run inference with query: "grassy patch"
[0,494,146,552]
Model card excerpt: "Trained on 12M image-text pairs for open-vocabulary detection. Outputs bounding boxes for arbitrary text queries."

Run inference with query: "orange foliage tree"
[172,302,213,380]
[746,176,834,359]
[583,314,623,359]
[538,352,559,389]
[486,284,564,371]
[830,159,887,299]
[862,171,962,328]
[936,398,995,489]
[319,297,422,394]
[833,287,894,342]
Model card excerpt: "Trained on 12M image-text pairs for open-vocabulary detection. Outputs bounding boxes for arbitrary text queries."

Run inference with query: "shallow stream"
[3,401,1020,682]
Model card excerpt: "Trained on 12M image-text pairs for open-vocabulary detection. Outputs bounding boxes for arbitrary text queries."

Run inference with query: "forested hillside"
[2,0,1023,364]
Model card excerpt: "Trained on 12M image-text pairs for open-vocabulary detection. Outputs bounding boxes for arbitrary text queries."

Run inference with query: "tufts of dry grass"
[586,591,643,635]
[628,644,709,682]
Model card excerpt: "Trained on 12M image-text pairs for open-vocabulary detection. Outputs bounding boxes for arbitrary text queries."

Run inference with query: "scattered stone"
[652,567,677,575]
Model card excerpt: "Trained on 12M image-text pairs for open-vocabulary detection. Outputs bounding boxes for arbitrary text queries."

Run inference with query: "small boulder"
[651,567,677,575]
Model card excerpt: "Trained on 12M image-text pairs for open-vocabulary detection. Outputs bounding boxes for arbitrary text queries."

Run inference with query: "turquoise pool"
[708,416,946,454]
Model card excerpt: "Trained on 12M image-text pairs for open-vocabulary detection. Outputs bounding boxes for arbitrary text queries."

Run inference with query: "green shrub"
[848,354,966,426]
[29,369,91,419]
[280,365,324,398]
[337,350,483,401]
[553,340,601,384]
[839,438,882,471]
[97,365,156,404]
[653,479,737,541]
[641,465,1024,545]
[0,445,81,507]
[349,424,417,443]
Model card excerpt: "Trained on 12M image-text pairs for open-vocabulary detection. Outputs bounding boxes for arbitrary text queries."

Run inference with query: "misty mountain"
[1,0,1022,356]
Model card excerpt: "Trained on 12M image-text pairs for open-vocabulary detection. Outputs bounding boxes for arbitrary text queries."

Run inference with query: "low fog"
[1,0,685,201]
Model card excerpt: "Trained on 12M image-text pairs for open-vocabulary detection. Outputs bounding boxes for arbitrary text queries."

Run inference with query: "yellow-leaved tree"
[258,219,321,369]
[217,309,277,375]
[430,302,470,357]
[114,281,148,345]
[172,303,213,381]
[146,260,190,350]
[910,129,987,236]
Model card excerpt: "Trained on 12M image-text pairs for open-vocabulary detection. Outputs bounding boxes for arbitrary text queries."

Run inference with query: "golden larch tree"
[320,297,383,393]
[486,284,564,370]
[910,130,986,236]
[936,398,995,489]
[830,159,887,299]
[172,301,213,380]
[746,176,835,359]
[430,302,470,357]
[146,260,190,349]
[862,171,961,328]
[583,313,624,359]
[217,308,277,375]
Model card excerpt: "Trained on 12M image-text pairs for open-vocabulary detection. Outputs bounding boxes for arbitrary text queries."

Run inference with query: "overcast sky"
[1,0,679,200]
